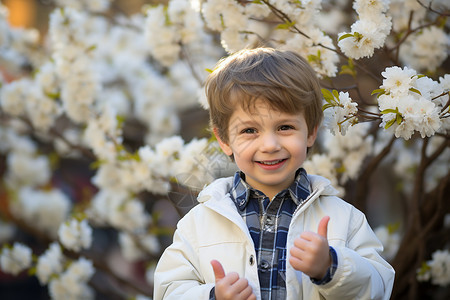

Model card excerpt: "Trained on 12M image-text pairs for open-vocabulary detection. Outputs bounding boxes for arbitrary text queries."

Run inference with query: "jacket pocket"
[198,242,248,283]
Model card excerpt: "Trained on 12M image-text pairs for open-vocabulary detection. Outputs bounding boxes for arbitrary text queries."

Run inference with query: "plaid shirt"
[209,168,337,299]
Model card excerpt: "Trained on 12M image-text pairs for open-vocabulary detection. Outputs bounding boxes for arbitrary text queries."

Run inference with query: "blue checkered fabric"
[209,168,337,300]
[230,168,310,299]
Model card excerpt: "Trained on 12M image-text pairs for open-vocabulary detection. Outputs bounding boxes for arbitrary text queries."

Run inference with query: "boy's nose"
[260,133,281,153]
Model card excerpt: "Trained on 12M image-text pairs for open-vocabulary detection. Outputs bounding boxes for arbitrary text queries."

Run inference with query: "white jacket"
[153,175,395,300]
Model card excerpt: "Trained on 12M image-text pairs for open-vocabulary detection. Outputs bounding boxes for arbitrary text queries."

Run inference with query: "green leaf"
[396,113,403,125]
[417,262,431,276]
[380,108,398,114]
[409,87,422,95]
[339,58,356,77]
[332,89,340,100]
[116,115,126,129]
[86,44,97,52]
[353,32,363,42]
[371,88,385,96]
[321,88,334,102]
[276,21,296,30]
[45,91,60,100]
[339,65,356,77]
[90,159,106,170]
[384,118,396,129]
[338,33,353,41]
[28,266,37,276]
[387,222,400,234]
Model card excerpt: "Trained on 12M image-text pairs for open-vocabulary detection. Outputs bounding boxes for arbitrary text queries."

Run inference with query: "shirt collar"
[229,168,311,211]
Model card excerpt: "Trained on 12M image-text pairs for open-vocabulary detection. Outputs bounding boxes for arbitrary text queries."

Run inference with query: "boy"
[153,48,395,300]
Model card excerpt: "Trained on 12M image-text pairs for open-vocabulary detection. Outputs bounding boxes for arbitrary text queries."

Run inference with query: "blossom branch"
[259,0,381,83]
[416,0,450,16]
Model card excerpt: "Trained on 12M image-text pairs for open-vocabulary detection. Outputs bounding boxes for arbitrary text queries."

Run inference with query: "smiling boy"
[153,48,395,300]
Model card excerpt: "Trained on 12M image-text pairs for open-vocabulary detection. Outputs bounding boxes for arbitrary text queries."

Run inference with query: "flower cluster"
[36,243,64,284]
[322,90,359,135]
[338,0,392,59]
[417,249,450,287]
[0,242,32,275]
[48,257,95,300]
[0,0,448,298]
[304,123,373,195]
[202,0,270,53]
[377,66,448,140]
[12,187,72,238]
[48,8,101,124]
[387,0,450,72]
[145,0,213,67]
[374,225,401,261]
[58,218,93,252]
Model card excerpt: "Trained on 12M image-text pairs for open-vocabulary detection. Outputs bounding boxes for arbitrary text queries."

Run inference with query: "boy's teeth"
[261,159,283,165]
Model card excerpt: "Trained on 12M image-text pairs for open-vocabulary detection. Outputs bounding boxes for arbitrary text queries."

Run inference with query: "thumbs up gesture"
[289,216,331,280]
[210,260,256,300]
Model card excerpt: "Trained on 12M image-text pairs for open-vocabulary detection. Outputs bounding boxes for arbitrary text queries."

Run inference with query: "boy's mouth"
[257,159,287,165]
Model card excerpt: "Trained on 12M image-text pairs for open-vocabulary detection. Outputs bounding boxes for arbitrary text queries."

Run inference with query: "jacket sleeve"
[317,206,395,300]
[153,216,214,300]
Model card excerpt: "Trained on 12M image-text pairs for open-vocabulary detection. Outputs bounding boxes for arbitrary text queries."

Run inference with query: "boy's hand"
[289,216,332,280]
[211,259,256,300]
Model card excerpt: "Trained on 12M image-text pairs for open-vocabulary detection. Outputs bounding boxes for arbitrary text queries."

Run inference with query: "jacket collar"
[229,168,311,211]
[197,173,339,205]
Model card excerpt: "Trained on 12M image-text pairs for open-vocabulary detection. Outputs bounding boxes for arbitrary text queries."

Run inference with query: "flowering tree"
[0,0,449,299]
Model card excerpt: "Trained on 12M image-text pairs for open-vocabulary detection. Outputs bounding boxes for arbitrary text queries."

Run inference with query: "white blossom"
[0,78,31,116]
[36,243,64,285]
[353,0,390,15]
[144,5,180,66]
[399,26,449,72]
[323,91,358,135]
[58,219,93,252]
[0,242,32,275]
[281,28,338,78]
[374,225,400,261]
[48,257,95,300]
[110,199,150,232]
[49,8,101,124]
[338,15,392,59]
[380,66,417,97]
[417,249,450,287]
[338,0,392,60]
[119,232,160,261]
[88,190,151,232]
[303,153,341,194]
[322,123,373,183]
[6,152,51,188]
[12,187,71,238]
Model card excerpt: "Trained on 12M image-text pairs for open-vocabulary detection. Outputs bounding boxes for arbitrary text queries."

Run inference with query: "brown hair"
[205,47,323,143]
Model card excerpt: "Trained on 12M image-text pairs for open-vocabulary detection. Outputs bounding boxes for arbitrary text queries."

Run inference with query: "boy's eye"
[279,125,295,131]
[241,128,257,134]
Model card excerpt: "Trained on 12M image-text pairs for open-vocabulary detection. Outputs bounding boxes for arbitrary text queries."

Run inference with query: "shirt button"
[249,255,255,266]
[260,259,270,271]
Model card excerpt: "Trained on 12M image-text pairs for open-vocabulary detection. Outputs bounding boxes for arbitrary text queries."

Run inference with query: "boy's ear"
[307,125,319,147]
[213,128,233,156]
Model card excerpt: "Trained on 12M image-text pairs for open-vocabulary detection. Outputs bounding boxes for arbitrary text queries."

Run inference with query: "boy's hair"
[205,47,323,143]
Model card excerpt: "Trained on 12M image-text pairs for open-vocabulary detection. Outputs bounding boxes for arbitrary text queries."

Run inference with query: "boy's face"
[215,99,317,198]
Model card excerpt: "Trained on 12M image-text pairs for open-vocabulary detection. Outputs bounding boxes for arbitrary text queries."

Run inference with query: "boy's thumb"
[211,259,226,282]
[317,216,330,239]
